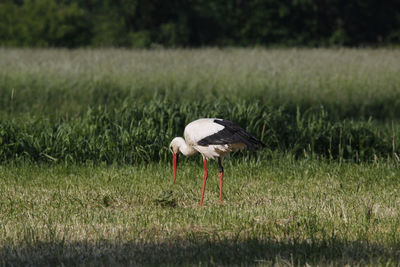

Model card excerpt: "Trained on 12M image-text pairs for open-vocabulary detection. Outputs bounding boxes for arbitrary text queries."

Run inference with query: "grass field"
[1,50,400,164]
[1,158,400,265]
[1,48,400,265]
[1,48,400,120]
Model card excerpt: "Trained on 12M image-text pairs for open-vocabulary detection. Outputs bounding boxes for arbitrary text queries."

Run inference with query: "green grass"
[1,48,400,265]
[1,158,400,265]
[1,48,400,120]
[1,48,400,164]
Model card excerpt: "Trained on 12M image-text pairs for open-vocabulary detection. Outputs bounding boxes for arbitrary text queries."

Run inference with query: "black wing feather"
[197,119,265,150]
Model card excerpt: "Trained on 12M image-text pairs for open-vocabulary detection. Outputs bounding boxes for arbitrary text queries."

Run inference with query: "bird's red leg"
[218,157,224,205]
[200,157,208,206]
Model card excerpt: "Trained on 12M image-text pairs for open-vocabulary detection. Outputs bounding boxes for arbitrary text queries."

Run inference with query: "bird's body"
[178,118,246,158]
[170,118,265,206]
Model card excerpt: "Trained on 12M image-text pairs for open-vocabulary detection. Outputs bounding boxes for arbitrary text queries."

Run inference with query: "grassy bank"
[0,159,399,265]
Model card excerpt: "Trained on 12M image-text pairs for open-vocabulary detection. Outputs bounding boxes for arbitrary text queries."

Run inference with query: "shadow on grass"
[1,238,398,266]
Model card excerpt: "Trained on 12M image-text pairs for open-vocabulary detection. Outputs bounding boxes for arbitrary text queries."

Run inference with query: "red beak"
[173,153,178,183]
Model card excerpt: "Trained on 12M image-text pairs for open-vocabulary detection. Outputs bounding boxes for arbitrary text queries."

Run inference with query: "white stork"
[169,118,265,206]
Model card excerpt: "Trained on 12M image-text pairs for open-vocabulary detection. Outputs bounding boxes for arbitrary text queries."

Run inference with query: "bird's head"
[169,138,180,154]
[169,138,180,183]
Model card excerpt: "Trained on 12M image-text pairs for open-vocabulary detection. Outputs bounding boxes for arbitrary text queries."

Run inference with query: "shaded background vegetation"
[0,0,400,163]
[0,0,400,48]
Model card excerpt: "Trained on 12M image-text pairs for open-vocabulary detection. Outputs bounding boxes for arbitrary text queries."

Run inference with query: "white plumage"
[182,118,245,159]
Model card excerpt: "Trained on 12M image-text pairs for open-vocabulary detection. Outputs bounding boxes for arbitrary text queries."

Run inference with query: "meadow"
[1,159,400,265]
[0,48,400,265]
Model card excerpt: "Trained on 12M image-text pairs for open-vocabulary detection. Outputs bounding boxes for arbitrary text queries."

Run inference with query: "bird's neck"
[176,137,197,156]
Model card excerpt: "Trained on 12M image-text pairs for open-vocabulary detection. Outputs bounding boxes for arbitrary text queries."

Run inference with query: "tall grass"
[1,101,399,164]
[1,48,400,164]
[1,48,400,119]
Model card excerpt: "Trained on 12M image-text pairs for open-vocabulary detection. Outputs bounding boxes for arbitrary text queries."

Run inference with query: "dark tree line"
[0,0,399,47]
